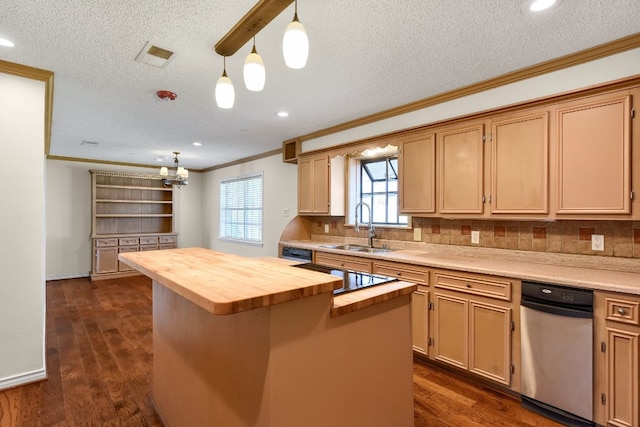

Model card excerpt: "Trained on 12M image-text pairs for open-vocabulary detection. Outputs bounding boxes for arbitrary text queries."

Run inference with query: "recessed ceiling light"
[526,0,560,12]
[193,141,202,146]
[277,111,289,117]
[0,37,15,47]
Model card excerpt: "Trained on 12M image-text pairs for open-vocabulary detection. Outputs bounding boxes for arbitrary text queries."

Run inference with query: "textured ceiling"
[1,0,639,170]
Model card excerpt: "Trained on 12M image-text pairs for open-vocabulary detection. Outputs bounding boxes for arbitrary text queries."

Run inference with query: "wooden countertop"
[281,240,640,295]
[119,247,343,315]
[119,247,416,316]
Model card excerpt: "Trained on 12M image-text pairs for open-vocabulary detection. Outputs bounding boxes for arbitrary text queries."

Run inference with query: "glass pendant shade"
[244,44,266,91]
[215,70,235,109]
[283,14,308,69]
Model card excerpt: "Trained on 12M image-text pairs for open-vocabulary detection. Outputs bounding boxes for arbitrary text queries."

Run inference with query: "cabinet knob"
[466,283,471,288]
[397,272,402,276]
[617,307,626,315]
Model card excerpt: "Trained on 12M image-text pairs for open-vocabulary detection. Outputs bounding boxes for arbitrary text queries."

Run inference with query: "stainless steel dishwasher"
[520,281,594,427]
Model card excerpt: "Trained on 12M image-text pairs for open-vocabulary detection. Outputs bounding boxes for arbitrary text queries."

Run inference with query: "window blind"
[219,173,263,244]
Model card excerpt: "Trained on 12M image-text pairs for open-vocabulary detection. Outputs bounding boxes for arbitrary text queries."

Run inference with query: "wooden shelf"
[90,170,178,280]
[95,214,174,218]
[96,199,173,204]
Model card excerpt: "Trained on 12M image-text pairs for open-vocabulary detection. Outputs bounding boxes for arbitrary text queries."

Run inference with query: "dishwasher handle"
[521,298,593,318]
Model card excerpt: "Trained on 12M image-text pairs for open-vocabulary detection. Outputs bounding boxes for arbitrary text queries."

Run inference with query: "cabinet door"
[557,94,631,214]
[399,132,436,213]
[95,247,118,274]
[432,293,468,369]
[298,157,313,213]
[118,247,138,272]
[605,327,639,427]
[469,301,511,385]
[491,112,549,214]
[412,287,429,355]
[439,124,484,214]
[312,156,330,213]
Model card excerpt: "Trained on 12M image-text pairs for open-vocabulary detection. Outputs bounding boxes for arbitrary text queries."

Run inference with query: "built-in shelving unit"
[90,170,178,280]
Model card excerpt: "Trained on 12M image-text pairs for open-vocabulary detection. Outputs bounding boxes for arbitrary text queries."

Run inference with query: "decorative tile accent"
[461,225,471,235]
[634,228,640,244]
[494,226,506,237]
[579,227,595,241]
[432,225,441,234]
[532,227,546,239]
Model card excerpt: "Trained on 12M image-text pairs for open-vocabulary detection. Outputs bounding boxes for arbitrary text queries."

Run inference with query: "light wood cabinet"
[373,260,430,355]
[314,251,372,273]
[398,131,436,214]
[557,92,632,215]
[90,170,178,280]
[594,291,640,427]
[438,123,485,214]
[298,154,345,215]
[412,286,429,356]
[431,270,517,388]
[491,111,549,214]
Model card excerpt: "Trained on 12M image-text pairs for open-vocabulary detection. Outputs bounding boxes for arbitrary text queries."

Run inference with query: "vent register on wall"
[90,170,178,280]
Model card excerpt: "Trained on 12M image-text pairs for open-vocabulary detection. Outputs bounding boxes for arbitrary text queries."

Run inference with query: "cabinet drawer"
[119,237,139,246]
[159,243,177,250]
[159,235,177,244]
[373,262,429,285]
[139,244,158,251]
[315,252,372,273]
[434,272,511,301]
[95,238,118,247]
[605,296,640,326]
[139,236,159,245]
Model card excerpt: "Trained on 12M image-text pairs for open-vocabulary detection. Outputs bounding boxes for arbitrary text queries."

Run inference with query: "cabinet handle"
[601,393,606,405]
[617,307,626,315]
[466,283,471,288]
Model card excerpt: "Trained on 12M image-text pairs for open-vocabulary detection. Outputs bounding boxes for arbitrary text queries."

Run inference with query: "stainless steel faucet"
[354,201,375,248]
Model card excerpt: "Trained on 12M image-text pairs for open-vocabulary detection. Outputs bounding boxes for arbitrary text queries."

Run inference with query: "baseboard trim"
[0,368,47,391]
[46,272,90,281]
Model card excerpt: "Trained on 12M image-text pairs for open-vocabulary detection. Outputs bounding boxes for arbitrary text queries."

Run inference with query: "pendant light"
[282,0,309,69]
[215,56,235,109]
[243,37,266,91]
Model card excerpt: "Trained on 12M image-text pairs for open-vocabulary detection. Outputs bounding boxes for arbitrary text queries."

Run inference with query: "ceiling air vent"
[135,42,176,68]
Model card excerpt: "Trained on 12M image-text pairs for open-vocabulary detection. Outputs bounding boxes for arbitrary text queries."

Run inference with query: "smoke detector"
[157,90,177,101]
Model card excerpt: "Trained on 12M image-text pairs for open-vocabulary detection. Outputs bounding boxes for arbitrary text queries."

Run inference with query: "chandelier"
[160,151,188,188]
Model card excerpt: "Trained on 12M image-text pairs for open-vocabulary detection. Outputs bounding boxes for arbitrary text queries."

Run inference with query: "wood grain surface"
[119,247,342,315]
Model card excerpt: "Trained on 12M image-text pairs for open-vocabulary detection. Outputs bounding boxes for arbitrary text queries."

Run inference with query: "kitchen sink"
[320,244,394,253]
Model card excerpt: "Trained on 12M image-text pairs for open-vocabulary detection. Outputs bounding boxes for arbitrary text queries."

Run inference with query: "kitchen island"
[119,247,417,427]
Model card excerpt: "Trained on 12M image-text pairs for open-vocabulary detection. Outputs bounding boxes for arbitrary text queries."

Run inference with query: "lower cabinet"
[594,291,640,427]
[92,234,177,280]
[430,270,518,389]
[411,286,429,355]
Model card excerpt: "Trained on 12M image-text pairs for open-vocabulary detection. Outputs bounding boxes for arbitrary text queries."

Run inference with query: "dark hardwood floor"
[0,277,562,426]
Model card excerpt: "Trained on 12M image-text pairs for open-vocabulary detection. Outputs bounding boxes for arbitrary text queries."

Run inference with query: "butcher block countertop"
[119,247,416,316]
[281,240,640,295]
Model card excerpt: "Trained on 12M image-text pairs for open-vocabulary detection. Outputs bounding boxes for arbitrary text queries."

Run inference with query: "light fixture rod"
[215,0,294,56]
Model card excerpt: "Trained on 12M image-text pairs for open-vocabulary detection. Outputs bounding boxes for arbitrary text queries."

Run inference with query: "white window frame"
[219,172,264,246]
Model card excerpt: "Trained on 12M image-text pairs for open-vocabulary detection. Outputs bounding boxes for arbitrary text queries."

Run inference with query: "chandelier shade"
[282,1,308,69]
[160,152,189,188]
[244,40,266,91]
[215,57,235,109]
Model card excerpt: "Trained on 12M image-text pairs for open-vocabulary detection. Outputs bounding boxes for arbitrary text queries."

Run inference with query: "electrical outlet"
[283,208,289,217]
[324,224,329,234]
[592,234,604,251]
[471,231,480,244]
[413,227,422,241]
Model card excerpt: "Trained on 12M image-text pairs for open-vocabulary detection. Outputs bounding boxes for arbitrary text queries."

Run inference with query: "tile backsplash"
[310,217,640,259]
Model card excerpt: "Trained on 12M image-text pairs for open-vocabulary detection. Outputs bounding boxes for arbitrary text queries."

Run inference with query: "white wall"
[203,153,298,257]
[45,159,204,279]
[0,73,46,388]
[303,48,640,152]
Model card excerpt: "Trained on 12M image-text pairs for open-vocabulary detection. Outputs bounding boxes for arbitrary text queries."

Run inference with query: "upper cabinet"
[298,153,345,216]
[399,130,436,214]
[438,123,485,214]
[491,111,549,215]
[556,92,632,215]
